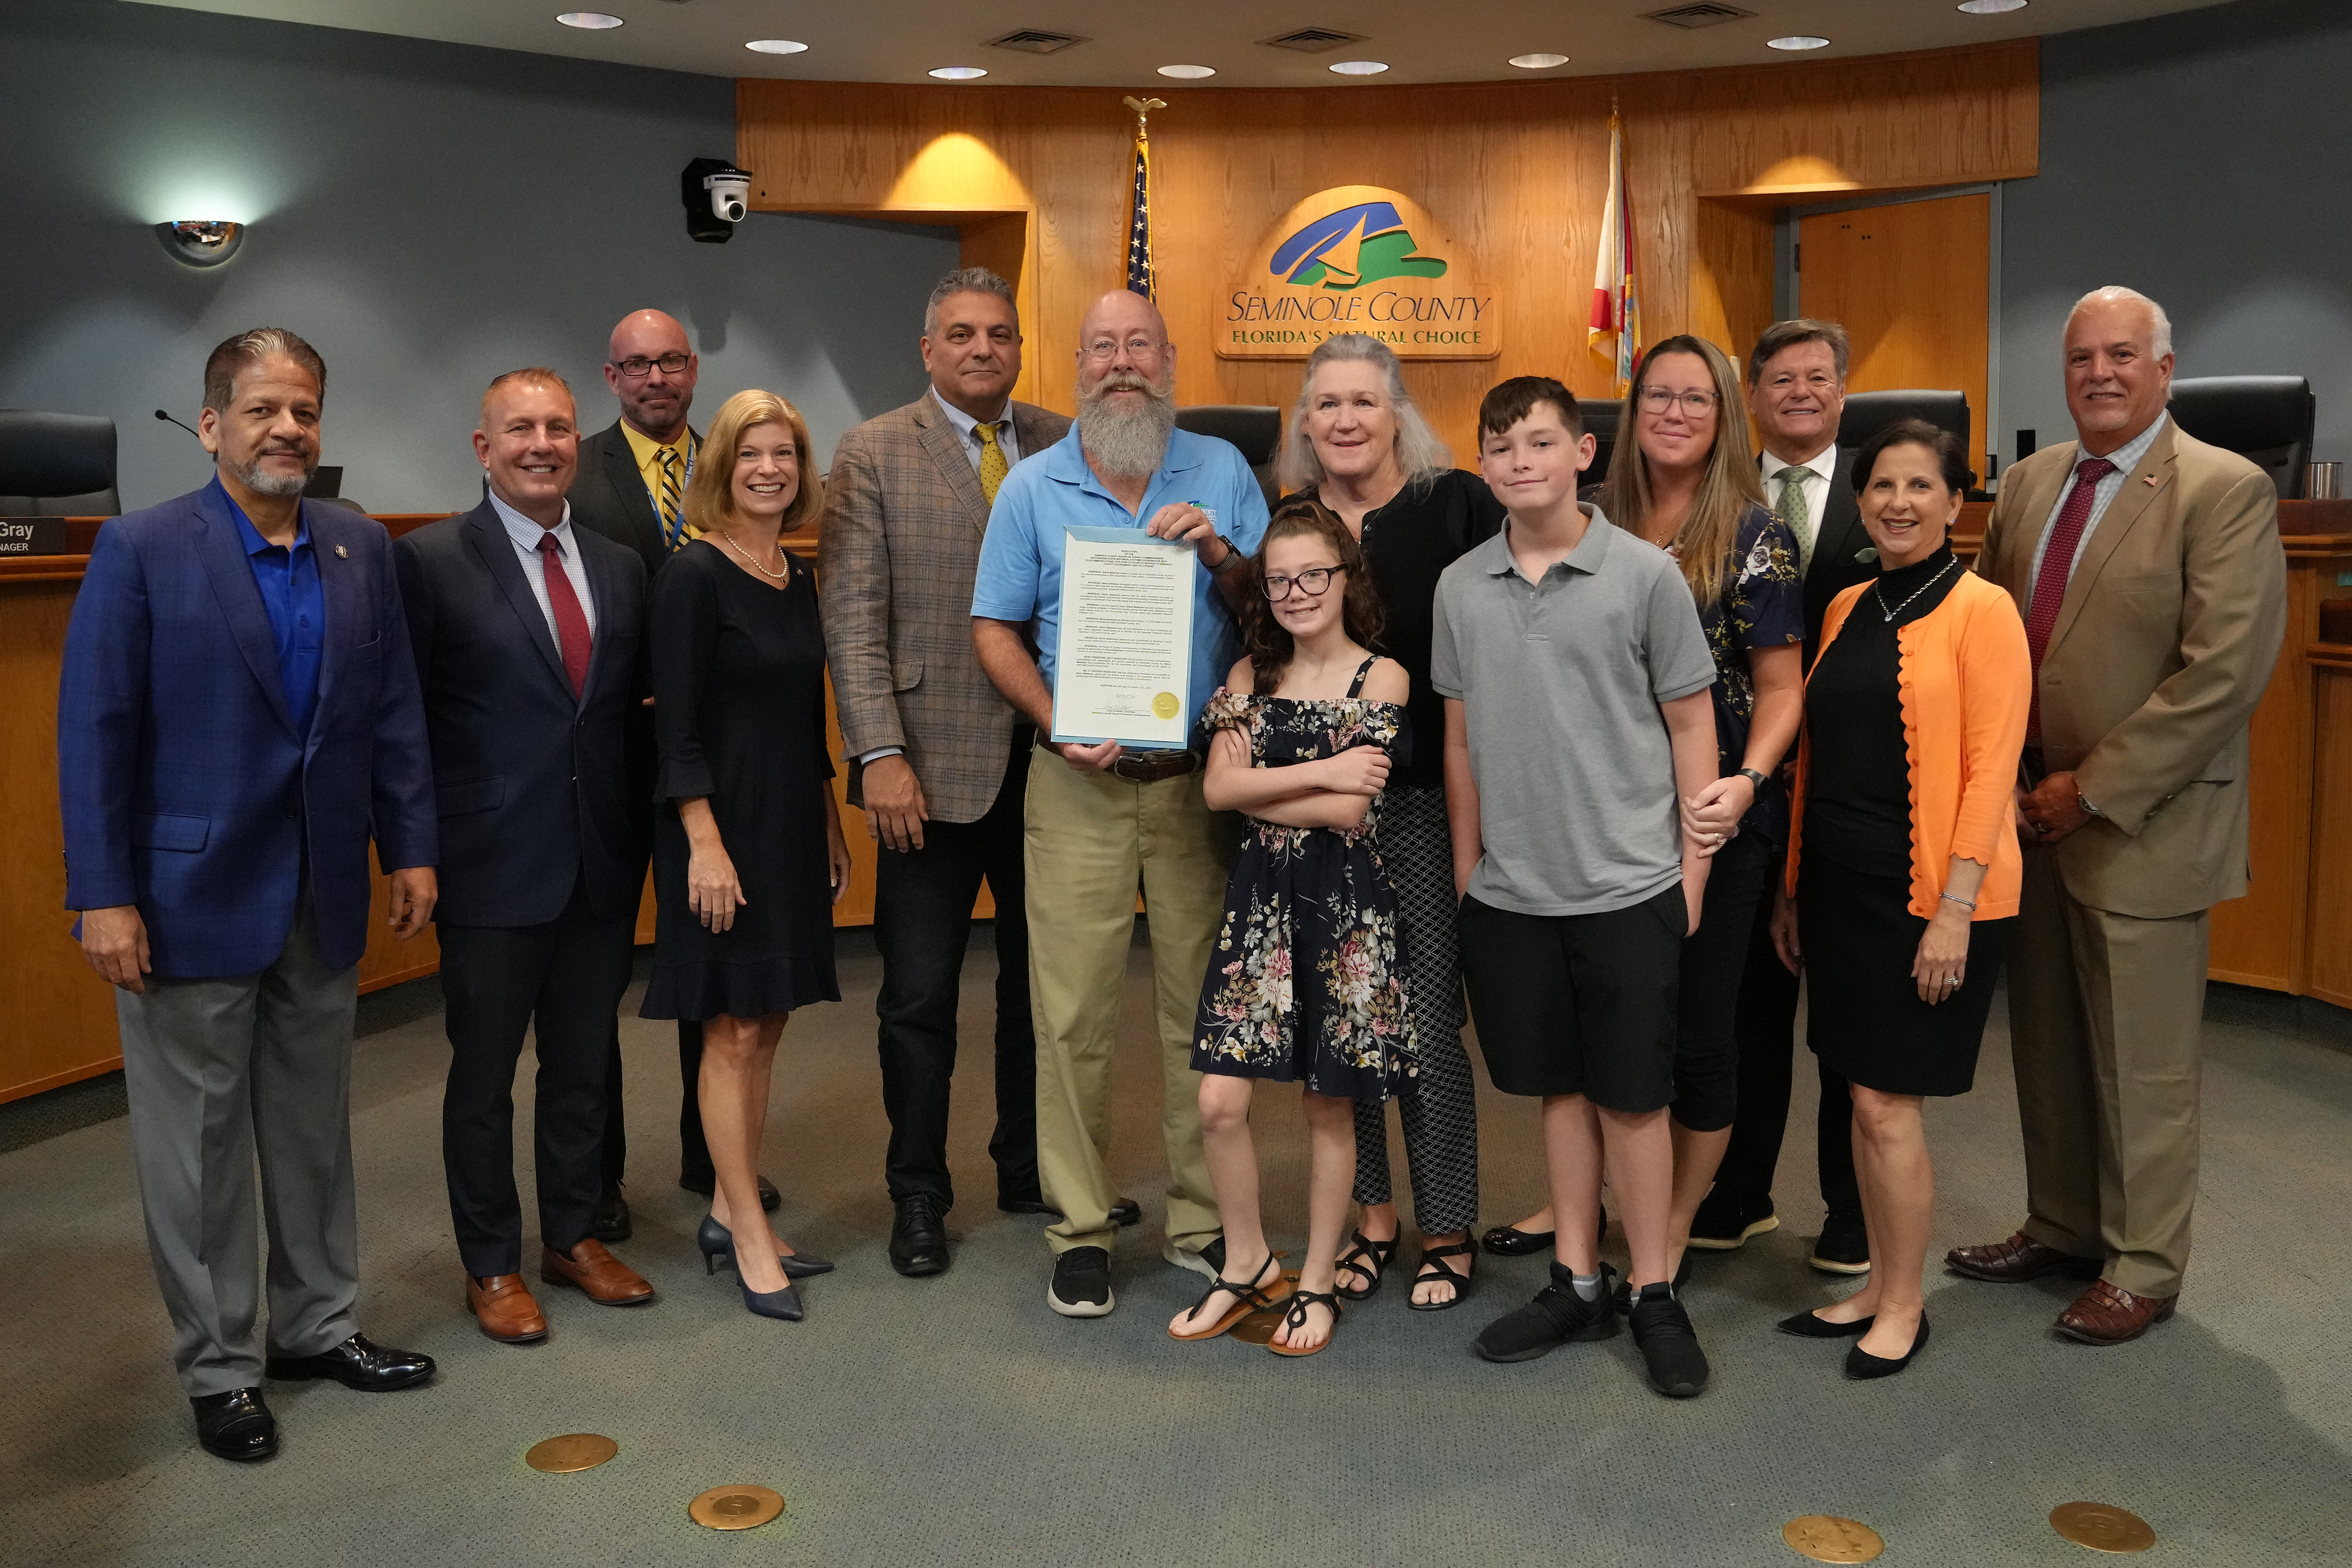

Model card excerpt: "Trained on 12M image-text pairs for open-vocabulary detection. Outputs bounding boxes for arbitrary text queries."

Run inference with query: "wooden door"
[1798,194,1991,468]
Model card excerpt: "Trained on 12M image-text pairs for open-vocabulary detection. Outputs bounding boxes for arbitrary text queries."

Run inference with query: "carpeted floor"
[5,924,2350,1566]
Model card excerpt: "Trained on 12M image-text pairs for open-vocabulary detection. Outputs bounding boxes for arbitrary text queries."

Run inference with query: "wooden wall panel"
[738,41,2038,467]
[2305,655,2352,1010]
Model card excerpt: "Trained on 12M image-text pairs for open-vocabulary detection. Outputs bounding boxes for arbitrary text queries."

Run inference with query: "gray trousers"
[116,892,362,1397]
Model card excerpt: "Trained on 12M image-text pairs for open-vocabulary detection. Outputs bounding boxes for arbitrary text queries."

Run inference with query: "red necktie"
[537,533,592,699]
[2023,457,2115,745]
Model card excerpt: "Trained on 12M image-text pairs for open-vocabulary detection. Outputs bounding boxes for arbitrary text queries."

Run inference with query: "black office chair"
[2167,376,2313,499]
[1581,397,1625,487]
[0,410,121,516]
[1838,391,1971,468]
[1175,405,1282,511]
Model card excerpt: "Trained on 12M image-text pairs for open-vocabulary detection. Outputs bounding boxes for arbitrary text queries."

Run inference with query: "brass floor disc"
[689,1485,785,1531]
[1227,1272,1303,1346]
[524,1434,617,1474]
[1782,1515,1885,1563]
[2050,1502,2157,1553]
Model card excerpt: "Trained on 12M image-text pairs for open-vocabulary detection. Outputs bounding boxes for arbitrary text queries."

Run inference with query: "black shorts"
[1458,885,1684,1112]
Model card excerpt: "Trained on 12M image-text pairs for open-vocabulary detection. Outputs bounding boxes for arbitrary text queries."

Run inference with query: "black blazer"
[1783,446,1877,670]
[395,502,648,928]
[570,418,699,579]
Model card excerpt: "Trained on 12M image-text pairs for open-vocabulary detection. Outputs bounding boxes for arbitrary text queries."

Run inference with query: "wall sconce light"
[156,221,245,268]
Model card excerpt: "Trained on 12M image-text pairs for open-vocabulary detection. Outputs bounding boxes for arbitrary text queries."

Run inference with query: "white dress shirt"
[1760,439,1839,561]
[489,490,597,641]
[2029,413,2168,594]
[931,386,1022,471]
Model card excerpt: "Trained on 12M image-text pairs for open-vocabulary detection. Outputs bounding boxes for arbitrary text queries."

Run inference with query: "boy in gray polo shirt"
[1431,376,1721,1396]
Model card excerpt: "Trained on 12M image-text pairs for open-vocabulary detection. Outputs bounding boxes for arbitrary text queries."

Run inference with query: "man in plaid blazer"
[818,267,1076,1277]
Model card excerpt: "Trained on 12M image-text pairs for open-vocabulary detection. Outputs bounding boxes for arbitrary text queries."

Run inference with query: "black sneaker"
[1628,1282,1710,1398]
[1047,1246,1115,1317]
[1161,1234,1226,1281]
[1612,1249,1693,1316]
[1473,1262,1618,1363]
[1810,1212,1872,1274]
[1687,1188,1779,1251]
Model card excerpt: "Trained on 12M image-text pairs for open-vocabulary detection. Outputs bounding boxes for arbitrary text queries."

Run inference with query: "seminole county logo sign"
[1220,186,1497,361]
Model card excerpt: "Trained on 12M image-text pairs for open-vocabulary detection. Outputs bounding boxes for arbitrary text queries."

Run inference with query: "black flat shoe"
[1480,1223,1554,1257]
[264,1333,434,1392]
[681,1171,781,1211]
[192,1388,278,1462]
[1333,1228,1397,1301]
[591,1183,632,1243]
[1845,1314,1930,1379]
[1777,1308,1874,1339]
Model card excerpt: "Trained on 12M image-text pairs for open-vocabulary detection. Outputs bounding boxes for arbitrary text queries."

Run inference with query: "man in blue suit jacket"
[396,369,655,1344]
[59,329,440,1464]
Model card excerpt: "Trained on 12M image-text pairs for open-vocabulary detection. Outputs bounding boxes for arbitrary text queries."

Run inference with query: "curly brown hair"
[1238,497,1386,695]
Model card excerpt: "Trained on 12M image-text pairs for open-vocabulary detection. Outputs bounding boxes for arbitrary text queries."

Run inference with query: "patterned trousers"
[1353,784,1480,1233]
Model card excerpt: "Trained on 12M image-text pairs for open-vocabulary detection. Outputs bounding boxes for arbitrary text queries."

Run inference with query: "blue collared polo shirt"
[219,477,324,734]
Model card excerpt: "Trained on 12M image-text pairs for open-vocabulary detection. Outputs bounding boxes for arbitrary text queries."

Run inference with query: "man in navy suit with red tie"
[60,328,441,1463]
[394,370,655,1346]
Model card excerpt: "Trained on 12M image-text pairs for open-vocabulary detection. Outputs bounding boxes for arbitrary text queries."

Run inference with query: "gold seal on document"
[2049,1502,2156,1553]
[1151,691,1180,720]
[689,1485,785,1530]
[1781,1515,1885,1563]
[524,1433,617,1473]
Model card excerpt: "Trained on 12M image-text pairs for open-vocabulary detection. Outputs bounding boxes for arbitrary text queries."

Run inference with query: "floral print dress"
[1191,658,1418,1104]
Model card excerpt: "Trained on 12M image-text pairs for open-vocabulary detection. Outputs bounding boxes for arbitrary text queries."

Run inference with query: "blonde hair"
[1602,334,1767,609]
[1277,333,1452,495]
[684,389,823,536]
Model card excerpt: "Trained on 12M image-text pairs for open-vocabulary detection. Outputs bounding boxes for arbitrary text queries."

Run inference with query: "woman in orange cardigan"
[1771,418,2029,1379]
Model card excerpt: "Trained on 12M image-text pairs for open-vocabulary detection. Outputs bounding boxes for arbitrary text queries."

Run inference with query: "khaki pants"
[1025,748,1236,1255]
[2009,846,2209,1298]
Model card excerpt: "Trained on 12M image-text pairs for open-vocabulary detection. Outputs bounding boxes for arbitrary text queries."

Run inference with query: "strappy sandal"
[1333,1229,1397,1302]
[1268,1289,1342,1357]
[1167,1252,1294,1341]
[1408,1240,1477,1313]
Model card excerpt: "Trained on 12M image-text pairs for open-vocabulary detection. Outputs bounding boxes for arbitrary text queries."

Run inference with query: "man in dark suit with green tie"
[566,307,776,1238]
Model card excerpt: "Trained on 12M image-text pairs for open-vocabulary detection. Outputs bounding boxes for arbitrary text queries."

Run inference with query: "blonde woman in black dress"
[643,389,853,1321]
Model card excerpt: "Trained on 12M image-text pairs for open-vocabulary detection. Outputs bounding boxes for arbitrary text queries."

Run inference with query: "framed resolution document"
[1050,525,1196,749]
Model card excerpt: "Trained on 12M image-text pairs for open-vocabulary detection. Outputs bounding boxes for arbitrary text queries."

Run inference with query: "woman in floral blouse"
[1498,335,1804,1298]
[1167,499,1415,1357]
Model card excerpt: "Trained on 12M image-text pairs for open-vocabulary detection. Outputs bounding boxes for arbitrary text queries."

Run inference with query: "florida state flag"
[1589,111,1640,395]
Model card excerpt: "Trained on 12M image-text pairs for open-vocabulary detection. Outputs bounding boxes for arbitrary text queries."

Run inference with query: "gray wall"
[0,0,957,513]
[2001,0,2352,467]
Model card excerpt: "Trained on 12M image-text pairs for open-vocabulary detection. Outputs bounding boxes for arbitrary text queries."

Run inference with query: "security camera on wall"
[681,158,754,243]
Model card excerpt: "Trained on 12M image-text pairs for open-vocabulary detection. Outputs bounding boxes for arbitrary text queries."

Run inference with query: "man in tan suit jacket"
[818,267,1075,1279]
[1950,287,2286,1343]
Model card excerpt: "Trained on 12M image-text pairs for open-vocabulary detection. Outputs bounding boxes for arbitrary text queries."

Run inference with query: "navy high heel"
[740,1279,805,1321]
[697,1214,835,1279]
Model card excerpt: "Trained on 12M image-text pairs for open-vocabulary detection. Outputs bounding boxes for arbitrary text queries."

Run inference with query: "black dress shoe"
[890,1195,950,1278]
[265,1333,436,1392]
[592,1184,632,1243]
[681,1171,781,1211]
[192,1387,278,1462]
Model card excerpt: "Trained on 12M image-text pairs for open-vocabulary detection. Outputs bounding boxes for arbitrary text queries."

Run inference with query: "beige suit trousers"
[1026,748,1237,1255]
[2010,845,2209,1298]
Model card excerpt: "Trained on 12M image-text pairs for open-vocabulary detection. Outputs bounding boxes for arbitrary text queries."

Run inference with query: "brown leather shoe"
[467,1274,549,1343]
[541,1239,656,1306]
[1945,1231,2102,1284]
[2056,1279,2177,1345]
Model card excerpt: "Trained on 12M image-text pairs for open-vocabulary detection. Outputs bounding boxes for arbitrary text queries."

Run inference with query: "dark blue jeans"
[872,737,1037,1209]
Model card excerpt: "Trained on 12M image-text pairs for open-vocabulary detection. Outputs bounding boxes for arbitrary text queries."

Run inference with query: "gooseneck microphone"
[155,408,203,441]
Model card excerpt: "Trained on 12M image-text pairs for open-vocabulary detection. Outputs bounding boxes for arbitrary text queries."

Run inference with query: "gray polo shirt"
[1429,506,1715,917]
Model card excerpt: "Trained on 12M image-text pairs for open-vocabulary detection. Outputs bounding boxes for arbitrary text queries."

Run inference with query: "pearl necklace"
[1874,556,1955,623]
[719,529,789,581]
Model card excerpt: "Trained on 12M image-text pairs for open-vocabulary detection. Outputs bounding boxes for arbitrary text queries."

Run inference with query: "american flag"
[1125,119,1154,299]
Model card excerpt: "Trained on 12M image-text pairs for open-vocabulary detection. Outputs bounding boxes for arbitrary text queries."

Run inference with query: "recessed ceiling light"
[1766,35,1831,50]
[1158,64,1215,79]
[1957,0,2027,11]
[555,11,623,28]
[928,65,988,80]
[1328,60,1389,76]
[1510,53,1569,69]
[745,39,808,54]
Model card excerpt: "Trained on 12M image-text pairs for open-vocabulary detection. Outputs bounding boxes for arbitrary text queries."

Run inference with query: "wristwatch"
[2077,789,2104,819]
[1737,767,1770,791]
[1209,534,1250,574]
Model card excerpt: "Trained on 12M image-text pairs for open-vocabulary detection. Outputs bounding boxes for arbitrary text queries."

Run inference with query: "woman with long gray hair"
[1279,333,1504,1312]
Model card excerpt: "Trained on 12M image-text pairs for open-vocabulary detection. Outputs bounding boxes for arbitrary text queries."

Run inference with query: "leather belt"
[1111,748,1200,784]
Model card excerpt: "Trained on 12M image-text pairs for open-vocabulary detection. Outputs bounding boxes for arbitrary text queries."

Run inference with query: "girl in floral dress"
[1167,499,1416,1357]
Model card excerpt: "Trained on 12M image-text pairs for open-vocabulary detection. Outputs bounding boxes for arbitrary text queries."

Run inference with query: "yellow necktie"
[657,446,686,551]
[975,421,1008,506]
[1776,466,1813,575]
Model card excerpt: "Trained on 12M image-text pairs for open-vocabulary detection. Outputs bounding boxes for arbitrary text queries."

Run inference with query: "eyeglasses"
[610,352,691,378]
[1082,335,1168,362]
[1260,566,1342,600]
[1635,386,1718,414]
